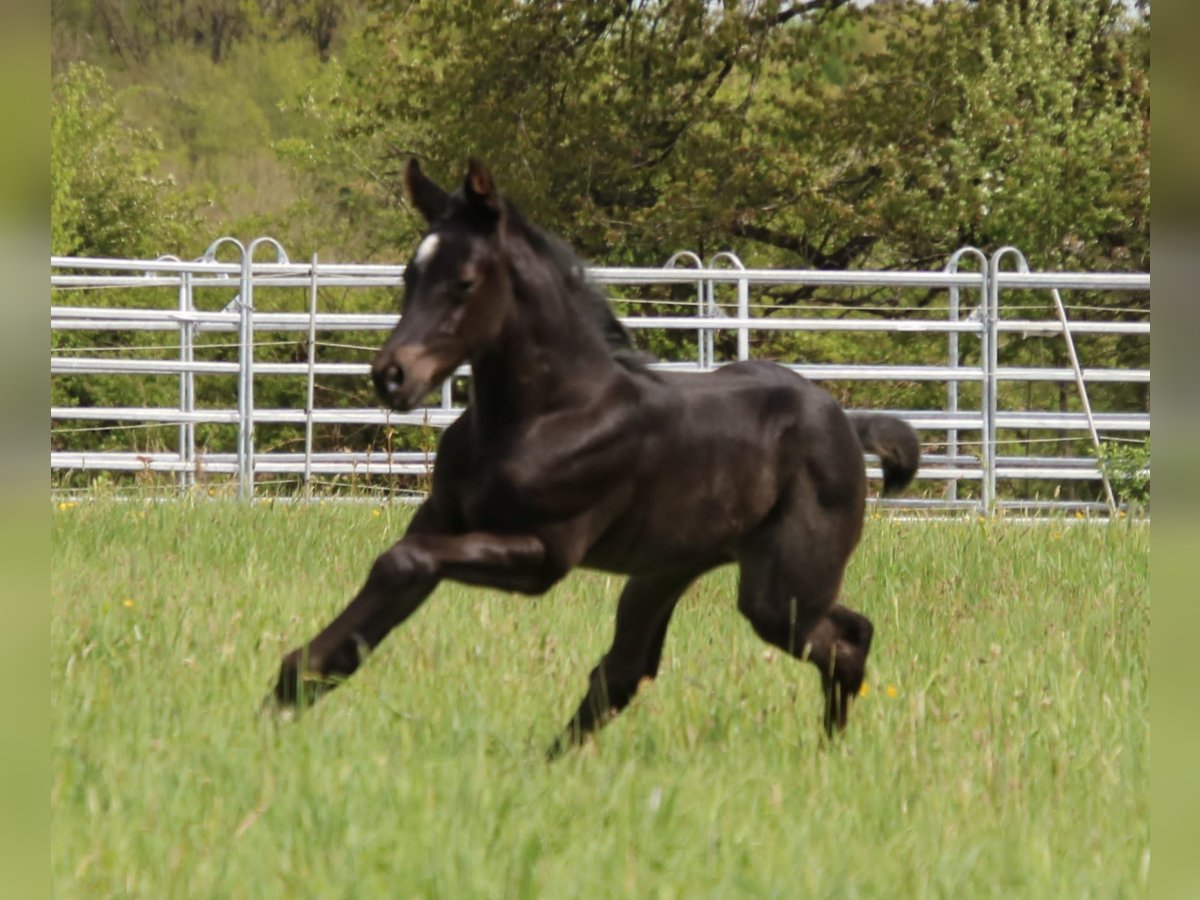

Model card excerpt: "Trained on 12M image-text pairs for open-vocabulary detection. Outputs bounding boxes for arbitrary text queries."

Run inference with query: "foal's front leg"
[272,520,551,707]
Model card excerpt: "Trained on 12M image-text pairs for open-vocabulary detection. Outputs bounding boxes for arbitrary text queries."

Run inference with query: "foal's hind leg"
[548,570,696,757]
[737,510,871,737]
[809,604,874,735]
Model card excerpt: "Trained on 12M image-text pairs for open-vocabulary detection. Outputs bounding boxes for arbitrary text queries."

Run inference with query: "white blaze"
[414,234,440,268]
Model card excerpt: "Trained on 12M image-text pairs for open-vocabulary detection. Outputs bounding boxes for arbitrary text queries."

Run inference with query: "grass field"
[51,499,1148,898]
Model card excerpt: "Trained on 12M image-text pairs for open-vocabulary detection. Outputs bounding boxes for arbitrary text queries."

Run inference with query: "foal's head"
[372,158,517,411]
[373,158,643,411]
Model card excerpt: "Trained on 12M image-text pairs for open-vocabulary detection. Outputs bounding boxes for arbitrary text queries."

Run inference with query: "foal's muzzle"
[371,346,442,411]
[371,360,406,409]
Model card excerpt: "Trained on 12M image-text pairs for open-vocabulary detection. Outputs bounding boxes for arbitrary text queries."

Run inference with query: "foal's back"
[579,360,868,574]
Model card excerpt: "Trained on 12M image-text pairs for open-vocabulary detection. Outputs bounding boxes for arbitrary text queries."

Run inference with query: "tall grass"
[51,499,1148,897]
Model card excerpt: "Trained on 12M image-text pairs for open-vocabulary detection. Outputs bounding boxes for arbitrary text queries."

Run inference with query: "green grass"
[51,499,1148,898]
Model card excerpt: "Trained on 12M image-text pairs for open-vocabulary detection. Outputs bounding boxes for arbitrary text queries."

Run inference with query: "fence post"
[944,248,988,506]
[737,276,749,361]
[663,252,705,369]
[202,237,250,497]
[178,269,196,492]
[979,256,1003,516]
[239,251,254,500]
[304,253,319,496]
[703,280,715,368]
[987,247,1033,516]
[709,252,748,362]
[240,238,290,501]
[991,247,1118,516]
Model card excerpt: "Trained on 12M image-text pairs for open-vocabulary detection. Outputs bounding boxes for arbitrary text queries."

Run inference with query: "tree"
[51,0,358,70]
[51,62,203,257]
[743,0,1151,273]
[288,0,1147,276]
[49,1,1151,496]
[262,0,347,61]
[289,0,855,262]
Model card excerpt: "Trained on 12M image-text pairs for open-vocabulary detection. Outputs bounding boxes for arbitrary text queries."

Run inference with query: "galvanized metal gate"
[50,241,1150,514]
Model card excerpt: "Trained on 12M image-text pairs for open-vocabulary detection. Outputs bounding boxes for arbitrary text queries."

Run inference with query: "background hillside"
[50,0,1151,500]
[51,0,1149,270]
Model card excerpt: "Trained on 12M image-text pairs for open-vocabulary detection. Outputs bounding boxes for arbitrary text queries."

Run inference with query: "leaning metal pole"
[990,247,1116,516]
[1050,285,1118,514]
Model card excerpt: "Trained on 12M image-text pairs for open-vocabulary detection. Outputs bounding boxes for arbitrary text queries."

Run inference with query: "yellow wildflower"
[122,599,135,609]
[886,684,899,698]
[859,682,870,697]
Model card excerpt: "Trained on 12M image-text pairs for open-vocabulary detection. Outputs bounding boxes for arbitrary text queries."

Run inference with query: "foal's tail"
[850,414,920,496]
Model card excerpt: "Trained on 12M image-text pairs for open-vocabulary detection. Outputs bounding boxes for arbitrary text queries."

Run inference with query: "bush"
[1097,438,1150,509]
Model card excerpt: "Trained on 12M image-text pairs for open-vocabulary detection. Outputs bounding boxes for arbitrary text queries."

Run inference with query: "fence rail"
[50,241,1150,514]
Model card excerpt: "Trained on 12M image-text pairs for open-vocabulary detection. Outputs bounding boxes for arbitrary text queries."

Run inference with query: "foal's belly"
[582,439,782,574]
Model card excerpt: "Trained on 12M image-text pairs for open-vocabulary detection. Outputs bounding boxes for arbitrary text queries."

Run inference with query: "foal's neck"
[468,272,618,434]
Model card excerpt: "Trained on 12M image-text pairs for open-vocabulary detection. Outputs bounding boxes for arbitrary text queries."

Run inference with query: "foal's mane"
[500,200,651,366]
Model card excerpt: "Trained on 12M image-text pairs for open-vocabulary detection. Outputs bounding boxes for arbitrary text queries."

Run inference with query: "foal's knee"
[849,615,873,654]
[369,541,437,587]
[737,593,823,651]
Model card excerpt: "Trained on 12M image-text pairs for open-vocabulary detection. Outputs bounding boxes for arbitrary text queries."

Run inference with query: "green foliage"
[752,0,1149,272]
[117,39,335,229]
[50,0,349,67]
[296,0,826,263]
[1098,438,1150,508]
[52,63,213,460]
[51,62,204,258]
[49,1,1150,499]
[281,0,1148,274]
[277,0,1150,459]
[50,0,1150,270]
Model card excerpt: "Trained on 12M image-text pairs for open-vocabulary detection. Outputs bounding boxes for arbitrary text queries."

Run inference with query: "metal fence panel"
[50,244,1150,514]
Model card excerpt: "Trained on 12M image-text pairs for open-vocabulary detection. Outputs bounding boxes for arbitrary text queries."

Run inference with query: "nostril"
[372,362,404,400]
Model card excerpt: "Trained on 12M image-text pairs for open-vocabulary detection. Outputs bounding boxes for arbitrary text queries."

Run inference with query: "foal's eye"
[457,277,476,295]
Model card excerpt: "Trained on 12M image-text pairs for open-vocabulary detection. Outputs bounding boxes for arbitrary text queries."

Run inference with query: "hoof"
[821,677,857,738]
[270,650,335,709]
[546,721,596,761]
[259,694,297,721]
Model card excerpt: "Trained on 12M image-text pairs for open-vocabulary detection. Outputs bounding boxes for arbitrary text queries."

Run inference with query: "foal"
[273,158,919,752]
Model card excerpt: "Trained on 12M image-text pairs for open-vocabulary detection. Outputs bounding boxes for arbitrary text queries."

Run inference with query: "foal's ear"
[464,157,503,216]
[405,159,450,224]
